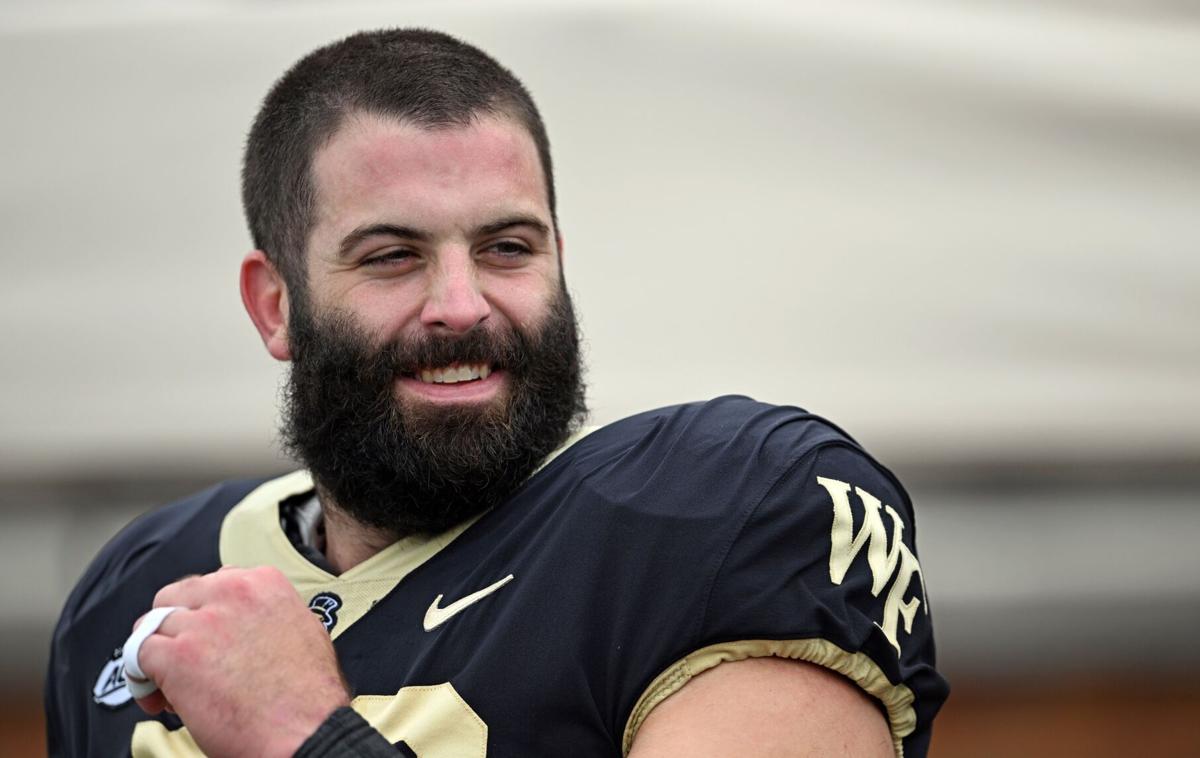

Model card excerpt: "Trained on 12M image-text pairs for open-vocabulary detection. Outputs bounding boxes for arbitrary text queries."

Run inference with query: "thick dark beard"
[281,286,587,539]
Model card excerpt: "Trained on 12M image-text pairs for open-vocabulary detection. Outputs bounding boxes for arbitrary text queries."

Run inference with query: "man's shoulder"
[543,395,889,522]
[580,395,874,483]
[57,477,269,629]
[601,393,858,445]
[46,477,274,747]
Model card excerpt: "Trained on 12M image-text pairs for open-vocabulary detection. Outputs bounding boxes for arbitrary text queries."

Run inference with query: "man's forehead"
[314,112,539,188]
[308,111,550,232]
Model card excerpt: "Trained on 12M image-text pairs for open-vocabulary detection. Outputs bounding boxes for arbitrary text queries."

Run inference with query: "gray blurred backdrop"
[2,1,1198,754]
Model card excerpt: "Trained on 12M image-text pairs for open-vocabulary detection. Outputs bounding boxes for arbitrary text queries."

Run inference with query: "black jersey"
[46,397,948,757]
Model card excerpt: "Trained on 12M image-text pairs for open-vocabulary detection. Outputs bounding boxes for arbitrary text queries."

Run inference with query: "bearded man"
[46,29,947,758]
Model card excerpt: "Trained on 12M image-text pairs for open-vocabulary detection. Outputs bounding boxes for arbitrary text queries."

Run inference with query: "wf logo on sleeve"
[817,476,927,655]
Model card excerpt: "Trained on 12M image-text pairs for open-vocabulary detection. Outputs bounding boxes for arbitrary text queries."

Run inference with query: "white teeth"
[417,363,490,384]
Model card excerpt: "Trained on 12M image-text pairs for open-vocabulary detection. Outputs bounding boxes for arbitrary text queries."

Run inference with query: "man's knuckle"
[151,586,173,607]
[215,570,253,599]
[193,605,219,627]
[172,637,203,667]
[255,564,286,583]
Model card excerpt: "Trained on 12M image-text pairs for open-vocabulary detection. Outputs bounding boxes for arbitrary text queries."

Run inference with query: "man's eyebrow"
[475,215,551,238]
[337,223,429,258]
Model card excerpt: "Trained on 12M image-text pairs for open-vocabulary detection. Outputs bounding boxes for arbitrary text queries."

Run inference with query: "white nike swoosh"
[423,574,515,631]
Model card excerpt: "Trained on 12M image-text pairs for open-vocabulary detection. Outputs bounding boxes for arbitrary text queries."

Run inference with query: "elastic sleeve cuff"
[294,706,399,757]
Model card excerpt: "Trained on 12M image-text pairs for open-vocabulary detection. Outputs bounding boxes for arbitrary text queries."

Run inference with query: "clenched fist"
[131,566,351,757]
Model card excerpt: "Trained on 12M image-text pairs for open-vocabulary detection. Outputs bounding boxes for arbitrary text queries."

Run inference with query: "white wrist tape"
[122,605,181,699]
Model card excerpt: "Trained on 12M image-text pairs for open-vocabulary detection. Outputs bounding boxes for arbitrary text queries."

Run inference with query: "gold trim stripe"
[216,428,599,642]
[621,639,916,757]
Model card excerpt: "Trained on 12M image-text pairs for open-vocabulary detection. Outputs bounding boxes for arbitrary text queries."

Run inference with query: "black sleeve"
[625,440,948,757]
[701,443,947,755]
[294,707,404,757]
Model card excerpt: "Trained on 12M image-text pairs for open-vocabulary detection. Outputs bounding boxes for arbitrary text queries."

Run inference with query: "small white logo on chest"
[93,649,132,708]
[423,574,515,631]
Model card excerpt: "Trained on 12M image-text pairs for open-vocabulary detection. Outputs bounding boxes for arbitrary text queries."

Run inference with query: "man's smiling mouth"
[416,362,493,384]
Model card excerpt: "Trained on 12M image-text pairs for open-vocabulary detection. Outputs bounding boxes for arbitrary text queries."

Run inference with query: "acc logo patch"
[308,592,343,633]
[93,648,133,709]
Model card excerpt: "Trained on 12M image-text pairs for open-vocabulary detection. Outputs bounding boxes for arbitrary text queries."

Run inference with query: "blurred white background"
[2,1,1198,754]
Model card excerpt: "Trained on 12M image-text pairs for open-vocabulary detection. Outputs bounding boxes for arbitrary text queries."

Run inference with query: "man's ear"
[240,250,292,361]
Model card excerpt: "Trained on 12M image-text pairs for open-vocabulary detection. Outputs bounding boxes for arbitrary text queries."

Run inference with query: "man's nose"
[419,252,491,333]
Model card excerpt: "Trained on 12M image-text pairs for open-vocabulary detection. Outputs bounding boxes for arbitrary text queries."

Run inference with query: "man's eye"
[484,240,532,258]
[362,249,415,266]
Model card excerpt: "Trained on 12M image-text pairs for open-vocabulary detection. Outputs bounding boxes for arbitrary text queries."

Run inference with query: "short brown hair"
[241,28,556,291]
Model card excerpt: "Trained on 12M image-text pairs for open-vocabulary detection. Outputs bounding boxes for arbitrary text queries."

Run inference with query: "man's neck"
[319,501,398,574]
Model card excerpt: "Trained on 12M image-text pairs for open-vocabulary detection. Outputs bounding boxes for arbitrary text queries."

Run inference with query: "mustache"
[384,327,527,376]
[290,310,531,380]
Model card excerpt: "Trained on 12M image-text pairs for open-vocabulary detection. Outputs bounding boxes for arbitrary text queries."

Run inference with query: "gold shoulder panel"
[218,470,476,640]
[621,639,916,757]
[219,470,319,580]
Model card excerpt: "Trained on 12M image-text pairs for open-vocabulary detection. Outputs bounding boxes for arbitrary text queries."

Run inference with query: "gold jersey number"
[131,682,487,757]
